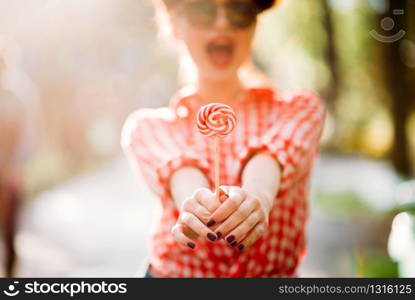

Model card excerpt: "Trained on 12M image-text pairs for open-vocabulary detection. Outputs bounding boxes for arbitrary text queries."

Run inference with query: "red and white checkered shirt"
[122,87,326,277]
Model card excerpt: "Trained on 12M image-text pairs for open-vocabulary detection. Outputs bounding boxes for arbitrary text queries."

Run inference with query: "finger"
[210,188,229,230]
[193,188,221,213]
[207,186,246,226]
[171,223,197,249]
[237,222,268,251]
[181,197,212,224]
[215,196,257,241]
[182,224,199,239]
[180,212,218,242]
[226,209,262,245]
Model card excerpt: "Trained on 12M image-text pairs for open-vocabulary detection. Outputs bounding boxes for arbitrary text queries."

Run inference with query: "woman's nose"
[213,6,230,29]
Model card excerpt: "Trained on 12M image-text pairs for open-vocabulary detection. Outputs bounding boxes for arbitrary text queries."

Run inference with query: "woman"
[122,0,326,277]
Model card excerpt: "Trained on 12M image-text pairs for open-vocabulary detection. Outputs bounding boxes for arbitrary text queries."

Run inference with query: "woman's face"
[172,0,257,81]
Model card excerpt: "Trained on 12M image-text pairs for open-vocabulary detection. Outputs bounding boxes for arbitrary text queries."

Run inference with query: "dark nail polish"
[238,244,245,251]
[216,231,222,239]
[207,233,217,242]
[230,241,237,247]
[207,220,216,227]
[187,242,196,249]
[226,235,235,244]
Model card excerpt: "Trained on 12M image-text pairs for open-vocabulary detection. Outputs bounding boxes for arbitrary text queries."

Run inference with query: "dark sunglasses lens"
[226,1,258,28]
[184,1,216,28]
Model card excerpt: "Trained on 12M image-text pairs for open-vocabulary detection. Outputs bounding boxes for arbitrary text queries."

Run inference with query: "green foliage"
[396,202,415,216]
[314,189,373,216]
[355,251,399,278]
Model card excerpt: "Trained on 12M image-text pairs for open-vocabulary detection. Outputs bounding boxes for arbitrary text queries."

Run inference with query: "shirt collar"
[169,86,276,113]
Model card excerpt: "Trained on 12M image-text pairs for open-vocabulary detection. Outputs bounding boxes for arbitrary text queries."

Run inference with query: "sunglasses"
[180,0,260,29]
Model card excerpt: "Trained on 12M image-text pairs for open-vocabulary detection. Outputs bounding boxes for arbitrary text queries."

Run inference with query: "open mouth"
[206,38,235,68]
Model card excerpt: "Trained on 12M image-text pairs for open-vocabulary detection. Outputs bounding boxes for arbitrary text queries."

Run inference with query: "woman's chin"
[201,65,240,81]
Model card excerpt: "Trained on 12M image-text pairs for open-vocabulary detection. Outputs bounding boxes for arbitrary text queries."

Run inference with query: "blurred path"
[16,156,158,277]
[15,154,399,277]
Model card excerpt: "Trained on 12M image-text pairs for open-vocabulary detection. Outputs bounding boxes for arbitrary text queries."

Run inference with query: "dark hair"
[254,0,277,11]
[162,0,277,12]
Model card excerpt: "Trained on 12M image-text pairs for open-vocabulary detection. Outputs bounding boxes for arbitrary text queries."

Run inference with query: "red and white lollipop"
[197,103,236,200]
[197,103,236,137]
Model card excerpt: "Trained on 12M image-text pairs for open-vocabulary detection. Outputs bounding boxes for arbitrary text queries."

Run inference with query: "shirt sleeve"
[121,108,210,206]
[241,90,326,191]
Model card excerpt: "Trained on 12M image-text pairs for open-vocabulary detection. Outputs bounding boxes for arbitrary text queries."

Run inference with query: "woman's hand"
[211,153,281,250]
[170,153,280,250]
[171,187,223,249]
[207,186,272,251]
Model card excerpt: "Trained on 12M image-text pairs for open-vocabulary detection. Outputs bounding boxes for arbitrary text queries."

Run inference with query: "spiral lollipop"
[197,103,236,137]
[197,103,236,201]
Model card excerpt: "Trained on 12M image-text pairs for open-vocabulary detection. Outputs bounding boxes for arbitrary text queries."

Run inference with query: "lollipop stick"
[214,135,220,202]
[196,103,235,202]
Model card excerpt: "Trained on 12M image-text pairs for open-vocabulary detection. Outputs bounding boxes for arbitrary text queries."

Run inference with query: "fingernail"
[226,235,235,244]
[216,231,222,239]
[230,241,237,247]
[207,220,216,227]
[207,233,217,242]
[238,244,245,251]
[187,242,196,249]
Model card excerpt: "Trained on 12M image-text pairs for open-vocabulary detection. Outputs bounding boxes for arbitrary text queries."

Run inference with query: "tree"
[321,0,340,112]
[381,0,414,177]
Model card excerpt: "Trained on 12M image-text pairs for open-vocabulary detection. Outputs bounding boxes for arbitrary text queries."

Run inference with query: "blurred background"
[0,0,414,277]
